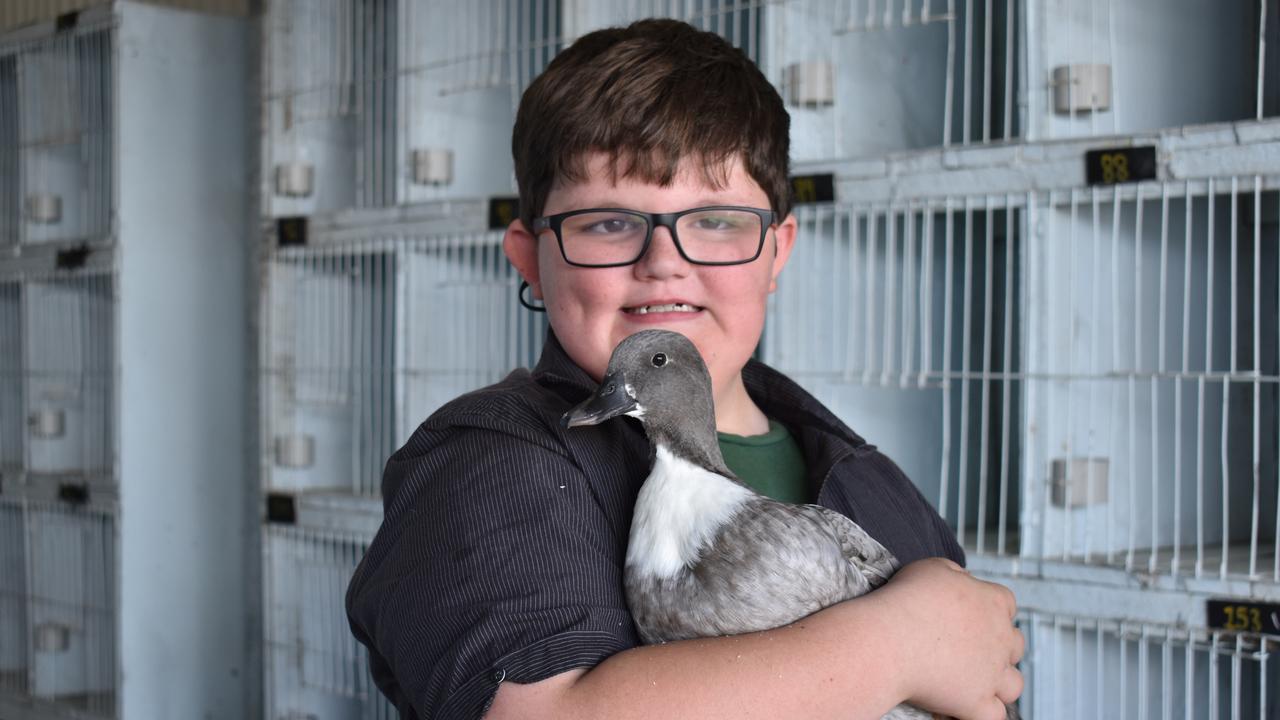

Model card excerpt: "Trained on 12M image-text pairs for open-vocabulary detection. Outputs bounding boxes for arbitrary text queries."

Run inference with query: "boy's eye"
[588,219,637,233]
[690,216,739,231]
[567,213,646,236]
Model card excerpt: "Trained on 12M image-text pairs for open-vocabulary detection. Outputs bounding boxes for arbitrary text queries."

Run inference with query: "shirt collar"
[531,329,599,395]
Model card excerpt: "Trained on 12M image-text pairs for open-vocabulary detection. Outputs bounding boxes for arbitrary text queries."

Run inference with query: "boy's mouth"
[623,302,702,315]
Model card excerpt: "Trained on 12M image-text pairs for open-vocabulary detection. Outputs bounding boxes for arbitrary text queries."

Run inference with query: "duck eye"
[651,353,667,368]
[602,383,616,395]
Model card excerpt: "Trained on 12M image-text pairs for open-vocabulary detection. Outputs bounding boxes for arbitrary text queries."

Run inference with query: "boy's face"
[504,153,796,400]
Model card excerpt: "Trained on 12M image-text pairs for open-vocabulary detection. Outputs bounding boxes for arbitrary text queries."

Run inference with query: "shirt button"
[491,668,506,683]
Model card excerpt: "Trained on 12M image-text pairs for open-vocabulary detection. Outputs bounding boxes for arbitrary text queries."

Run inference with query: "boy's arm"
[487,557,1023,720]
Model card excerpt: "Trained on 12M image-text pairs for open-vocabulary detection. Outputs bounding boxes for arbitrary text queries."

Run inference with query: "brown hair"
[511,18,791,228]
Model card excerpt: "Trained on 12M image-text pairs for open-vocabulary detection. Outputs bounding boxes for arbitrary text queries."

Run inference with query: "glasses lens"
[559,211,649,266]
[675,209,764,263]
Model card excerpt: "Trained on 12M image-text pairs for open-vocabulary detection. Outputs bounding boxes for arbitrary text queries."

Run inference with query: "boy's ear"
[503,219,542,298]
[767,213,798,293]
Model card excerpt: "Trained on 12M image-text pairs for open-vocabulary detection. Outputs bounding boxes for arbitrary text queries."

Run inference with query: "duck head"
[562,329,728,474]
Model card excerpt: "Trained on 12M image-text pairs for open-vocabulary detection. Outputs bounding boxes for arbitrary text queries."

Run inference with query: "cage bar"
[11,269,117,481]
[765,176,1279,579]
[265,0,396,215]
[0,52,17,248]
[12,23,114,245]
[0,497,118,718]
[1019,611,1277,720]
[264,524,395,720]
[263,230,545,498]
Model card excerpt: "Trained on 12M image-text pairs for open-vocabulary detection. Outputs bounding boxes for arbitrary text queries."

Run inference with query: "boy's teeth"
[629,303,697,315]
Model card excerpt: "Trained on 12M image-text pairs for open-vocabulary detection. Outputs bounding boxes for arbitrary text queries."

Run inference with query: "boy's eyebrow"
[562,195,760,211]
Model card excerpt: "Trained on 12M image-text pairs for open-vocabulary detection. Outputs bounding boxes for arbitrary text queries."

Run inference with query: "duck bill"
[562,371,636,428]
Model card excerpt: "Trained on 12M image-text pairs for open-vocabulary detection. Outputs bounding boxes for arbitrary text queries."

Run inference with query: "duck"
[561,328,936,720]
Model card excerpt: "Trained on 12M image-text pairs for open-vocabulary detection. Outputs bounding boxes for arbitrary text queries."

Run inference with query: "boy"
[347,18,1023,720]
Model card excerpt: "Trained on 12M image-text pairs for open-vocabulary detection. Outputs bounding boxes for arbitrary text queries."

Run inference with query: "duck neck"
[646,424,735,480]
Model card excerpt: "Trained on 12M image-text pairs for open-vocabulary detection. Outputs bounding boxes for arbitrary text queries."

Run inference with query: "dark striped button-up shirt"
[346,331,964,719]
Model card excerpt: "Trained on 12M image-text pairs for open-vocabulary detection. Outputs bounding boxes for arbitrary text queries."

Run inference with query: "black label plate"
[266,493,297,525]
[55,244,90,270]
[277,217,308,247]
[1207,599,1280,634]
[1085,146,1157,186]
[790,173,835,204]
[58,483,89,505]
[55,11,81,32]
[489,197,520,230]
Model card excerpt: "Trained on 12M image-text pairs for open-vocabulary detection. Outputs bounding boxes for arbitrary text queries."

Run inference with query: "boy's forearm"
[488,597,906,720]
[487,558,1022,720]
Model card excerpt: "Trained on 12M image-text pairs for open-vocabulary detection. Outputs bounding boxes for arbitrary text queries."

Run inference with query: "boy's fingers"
[1010,627,1026,665]
[996,664,1024,706]
[977,696,1012,720]
[992,583,1017,618]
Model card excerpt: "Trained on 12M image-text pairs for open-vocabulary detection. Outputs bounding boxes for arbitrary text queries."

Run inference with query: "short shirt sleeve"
[346,415,639,719]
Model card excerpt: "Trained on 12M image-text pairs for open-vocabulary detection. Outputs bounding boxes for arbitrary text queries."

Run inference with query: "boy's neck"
[713,374,770,436]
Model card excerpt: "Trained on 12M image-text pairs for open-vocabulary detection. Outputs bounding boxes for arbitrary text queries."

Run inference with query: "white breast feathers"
[626,445,753,579]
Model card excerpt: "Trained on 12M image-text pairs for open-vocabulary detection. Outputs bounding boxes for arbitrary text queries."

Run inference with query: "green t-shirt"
[717,419,809,504]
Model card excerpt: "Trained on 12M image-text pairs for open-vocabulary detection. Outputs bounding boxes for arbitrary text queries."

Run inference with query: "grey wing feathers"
[808,504,900,588]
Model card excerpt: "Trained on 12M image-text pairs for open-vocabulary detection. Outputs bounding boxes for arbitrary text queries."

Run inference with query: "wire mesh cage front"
[0,497,118,719]
[0,22,114,246]
[395,232,546,435]
[765,198,1027,552]
[20,270,116,482]
[395,0,561,205]
[265,525,395,720]
[775,0,1015,159]
[766,177,1280,585]
[265,0,400,214]
[0,279,22,480]
[0,52,17,248]
[1018,610,1278,720]
[265,246,398,495]
[264,0,558,214]
[264,0,774,215]
[0,499,26,701]
[1023,0,1272,140]
[263,232,545,497]
[1022,180,1279,580]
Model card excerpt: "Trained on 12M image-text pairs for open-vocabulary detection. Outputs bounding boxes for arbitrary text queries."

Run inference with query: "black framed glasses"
[531,206,777,268]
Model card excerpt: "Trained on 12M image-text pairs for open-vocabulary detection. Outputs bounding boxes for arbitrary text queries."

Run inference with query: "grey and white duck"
[562,328,935,720]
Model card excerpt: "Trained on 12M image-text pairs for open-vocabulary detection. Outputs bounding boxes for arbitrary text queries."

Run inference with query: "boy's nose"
[633,225,691,279]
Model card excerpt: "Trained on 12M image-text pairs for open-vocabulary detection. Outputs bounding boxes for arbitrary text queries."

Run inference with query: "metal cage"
[264,524,396,720]
[21,270,116,482]
[261,227,545,498]
[767,175,1280,583]
[2,22,114,247]
[1018,610,1278,720]
[1,4,252,719]
[0,497,118,719]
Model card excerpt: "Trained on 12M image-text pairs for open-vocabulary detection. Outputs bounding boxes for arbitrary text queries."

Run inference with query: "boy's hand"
[873,558,1024,720]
